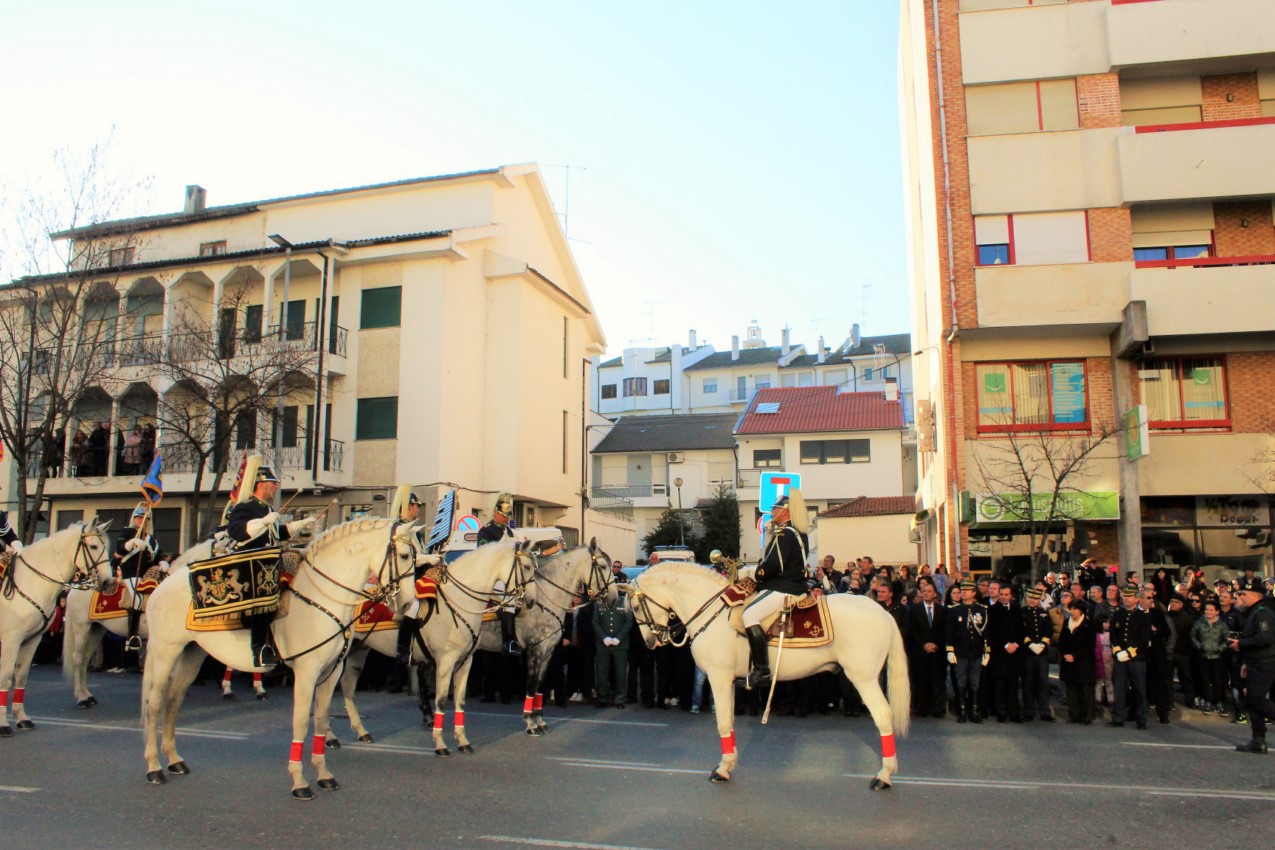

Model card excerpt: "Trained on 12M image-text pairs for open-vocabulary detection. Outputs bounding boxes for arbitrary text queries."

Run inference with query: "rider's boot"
[125,609,142,652]
[500,610,522,655]
[396,616,420,665]
[248,614,279,668]
[745,625,771,690]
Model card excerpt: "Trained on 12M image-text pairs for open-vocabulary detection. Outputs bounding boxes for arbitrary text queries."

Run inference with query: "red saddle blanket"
[89,584,133,621]
[767,595,833,648]
[353,600,398,634]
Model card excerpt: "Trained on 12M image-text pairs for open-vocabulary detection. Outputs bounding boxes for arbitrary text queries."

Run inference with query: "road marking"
[462,710,668,729]
[479,835,664,850]
[843,773,1275,800]
[28,717,248,740]
[546,756,663,768]
[344,742,436,756]
[555,762,706,776]
[1121,742,1234,750]
[0,785,39,794]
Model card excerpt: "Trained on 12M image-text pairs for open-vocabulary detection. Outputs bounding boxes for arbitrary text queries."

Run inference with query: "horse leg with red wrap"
[708,668,739,782]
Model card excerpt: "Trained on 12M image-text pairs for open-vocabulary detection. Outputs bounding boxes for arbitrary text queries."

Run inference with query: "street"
[1,664,1272,850]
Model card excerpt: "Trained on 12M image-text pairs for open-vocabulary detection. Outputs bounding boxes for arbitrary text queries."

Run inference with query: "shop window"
[1138,357,1229,429]
[976,361,1088,431]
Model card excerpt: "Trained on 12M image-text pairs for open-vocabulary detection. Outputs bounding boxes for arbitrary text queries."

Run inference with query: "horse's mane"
[306,518,392,558]
[639,561,729,588]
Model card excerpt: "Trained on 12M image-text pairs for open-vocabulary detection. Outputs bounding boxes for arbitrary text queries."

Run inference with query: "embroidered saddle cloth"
[353,599,398,634]
[89,582,134,621]
[727,588,834,648]
[187,547,283,620]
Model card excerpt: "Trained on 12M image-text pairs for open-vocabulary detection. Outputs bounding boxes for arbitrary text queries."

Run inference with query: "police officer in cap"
[478,492,521,654]
[742,492,810,690]
[225,461,317,666]
[115,503,164,652]
[1229,576,1275,754]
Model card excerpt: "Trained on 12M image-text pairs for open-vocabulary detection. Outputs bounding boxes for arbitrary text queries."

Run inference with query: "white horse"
[628,563,910,789]
[140,519,419,799]
[64,540,215,707]
[0,522,114,736]
[478,540,616,735]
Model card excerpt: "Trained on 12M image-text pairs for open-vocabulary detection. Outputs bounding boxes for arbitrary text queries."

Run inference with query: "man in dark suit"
[987,583,1024,722]
[907,576,948,718]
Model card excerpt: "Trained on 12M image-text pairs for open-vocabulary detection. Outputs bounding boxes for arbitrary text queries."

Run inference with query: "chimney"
[781,326,791,356]
[850,323,861,351]
[884,377,899,402]
[184,185,207,214]
[817,335,826,364]
[731,335,740,361]
[689,329,697,350]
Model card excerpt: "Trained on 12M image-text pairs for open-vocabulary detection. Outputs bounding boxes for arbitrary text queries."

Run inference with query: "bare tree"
[970,420,1125,582]
[0,138,150,540]
[142,284,320,546]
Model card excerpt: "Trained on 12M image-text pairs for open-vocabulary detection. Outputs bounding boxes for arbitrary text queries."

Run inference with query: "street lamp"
[674,476,685,546]
[267,234,293,509]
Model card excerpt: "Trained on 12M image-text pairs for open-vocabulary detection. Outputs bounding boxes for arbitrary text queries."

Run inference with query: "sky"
[1,1,909,357]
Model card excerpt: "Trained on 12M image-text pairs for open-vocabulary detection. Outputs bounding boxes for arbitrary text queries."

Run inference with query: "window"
[654,379,670,395]
[200,241,228,257]
[356,397,398,439]
[108,246,135,266]
[976,361,1089,431]
[753,449,782,468]
[234,409,257,449]
[360,286,402,329]
[1138,357,1229,429]
[1120,76,1202,127]
[965,79,1078,136]
[1133,245,1211,265]
[975,212,1089,267]
[863,367,874,381]
[799,439,870,464]
[755,377,771,390]
[243,304,263,343]
[271,406,300,448]
[601,384,617,400]
[703,379,718,394]
[622,377,648,397]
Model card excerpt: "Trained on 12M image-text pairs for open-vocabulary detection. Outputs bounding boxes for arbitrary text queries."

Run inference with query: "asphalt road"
[2,664,1272,850]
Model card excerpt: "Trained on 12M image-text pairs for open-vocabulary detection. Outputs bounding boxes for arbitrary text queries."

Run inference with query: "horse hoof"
[317,778,340,792]
[77,698,96,709]
[526,727,541,736]
[709,770,730,783]
[358,734,374,743]
[146,770,168,785]
[16,720,35,731]
[167,761,190,776]
[87,696,98,706]
[537,724,550,735]
[256,692,268,701]
[458,744,475,754]
[222,692,236,701]
[435,748,451,758]
[0,726,13,738]
[326,738,341,749]
[292,786,315,801]
[869,778,891,791]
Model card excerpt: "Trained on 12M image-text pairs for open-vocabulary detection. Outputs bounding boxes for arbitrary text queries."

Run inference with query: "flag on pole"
[221,453,250,525]
[140,453,164,506]
[426,489,456,554]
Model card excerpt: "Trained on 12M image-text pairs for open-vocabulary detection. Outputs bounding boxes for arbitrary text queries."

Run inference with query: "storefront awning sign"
[975,491,1119,525]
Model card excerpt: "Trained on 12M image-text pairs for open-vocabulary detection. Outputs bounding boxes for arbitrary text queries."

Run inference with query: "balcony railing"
[592,483,668,499]
[28,435,346,480]
[1133,253,1275,271]
[587,488,634,522]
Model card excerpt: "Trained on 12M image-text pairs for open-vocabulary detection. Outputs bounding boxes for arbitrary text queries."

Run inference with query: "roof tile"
[735,387,903,434]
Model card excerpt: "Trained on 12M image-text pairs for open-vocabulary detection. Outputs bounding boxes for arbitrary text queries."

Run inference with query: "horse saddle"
[353,599,398,633]
[726,587,834,648]
[90,582,134,621]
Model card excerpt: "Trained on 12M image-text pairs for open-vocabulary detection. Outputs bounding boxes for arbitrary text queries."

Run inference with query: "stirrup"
[504,640,523,656]
[747,667,771,690]
[124,636,142,652]
[253,644,280,668]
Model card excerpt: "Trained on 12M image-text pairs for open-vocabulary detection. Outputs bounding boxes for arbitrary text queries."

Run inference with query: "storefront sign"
[975,491,1119,525]
[1196,495,1269,528]
[1125,405,1149,461]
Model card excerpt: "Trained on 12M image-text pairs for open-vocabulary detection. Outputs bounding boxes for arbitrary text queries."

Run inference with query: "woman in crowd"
[1190,599,1231,715]
[1059,597,1097,724]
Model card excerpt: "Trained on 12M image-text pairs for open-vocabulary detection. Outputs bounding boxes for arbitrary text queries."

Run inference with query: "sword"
[760,606,790,726]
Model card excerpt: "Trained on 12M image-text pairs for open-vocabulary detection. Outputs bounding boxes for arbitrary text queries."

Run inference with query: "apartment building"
[901,0,1275,578]
[3,165,606,550]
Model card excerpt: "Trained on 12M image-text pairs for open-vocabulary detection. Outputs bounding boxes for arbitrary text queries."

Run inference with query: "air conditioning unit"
[667,452,685,463]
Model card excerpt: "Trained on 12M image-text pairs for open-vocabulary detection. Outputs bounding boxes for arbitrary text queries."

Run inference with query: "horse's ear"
[589,536,598,553]
[95,518,113,532]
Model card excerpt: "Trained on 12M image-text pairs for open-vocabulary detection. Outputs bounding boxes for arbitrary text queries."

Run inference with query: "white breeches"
[493,579,515,614]
[742,589,797,629]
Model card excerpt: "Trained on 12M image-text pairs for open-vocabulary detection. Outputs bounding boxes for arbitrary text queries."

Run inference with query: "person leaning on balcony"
[68,430,87,476]
[122,425,143,475]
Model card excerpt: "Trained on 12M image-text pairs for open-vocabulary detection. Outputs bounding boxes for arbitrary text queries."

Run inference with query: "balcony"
[1118,120,1275,204]
[1130,257,1275,337]
[587,488,634,522]
[974,261,1132,331]
[1108,1,1275,72]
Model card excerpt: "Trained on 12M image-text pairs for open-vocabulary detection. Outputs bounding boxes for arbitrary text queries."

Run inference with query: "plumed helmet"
[256,466,279,484]
[780,488,809,534]
[494,492,514,517]
[390,484,420,522]
[132,503,149,520]
[236,455,262,504]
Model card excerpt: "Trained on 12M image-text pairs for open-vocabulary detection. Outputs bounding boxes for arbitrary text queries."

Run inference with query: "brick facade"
[1226,351,1275,433]
[1201,73,1262,122]
[1212,201,1275,257]
[1077,73,1122,129]
[1088,207,1134,263]
[960,356,1117,439]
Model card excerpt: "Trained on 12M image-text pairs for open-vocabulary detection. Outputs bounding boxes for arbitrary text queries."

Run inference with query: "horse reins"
[2,528,110,630]
[629,580,732,648]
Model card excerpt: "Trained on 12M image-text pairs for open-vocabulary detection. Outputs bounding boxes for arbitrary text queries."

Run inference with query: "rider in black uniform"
[115,504,163,652]
[478,492,520,655]
[742,494,809,690]
[392,487,424,664]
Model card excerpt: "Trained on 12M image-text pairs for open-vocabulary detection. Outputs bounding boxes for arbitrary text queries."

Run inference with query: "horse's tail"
[886,618,910,737]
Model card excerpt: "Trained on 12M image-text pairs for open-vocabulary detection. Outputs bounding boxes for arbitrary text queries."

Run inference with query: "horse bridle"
[530,546,615,612]
[627,579,731,649]
[2,525,111,628]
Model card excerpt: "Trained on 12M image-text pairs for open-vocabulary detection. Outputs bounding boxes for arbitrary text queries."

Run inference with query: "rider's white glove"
[8,540,22,553]
[287,516,317,536]
[981,652,990,667]
[416,554,443,568]
[159,560,171,572]
[1030,642,1045,655]
[1115,650,1130,663]
[124,538,144,552]
[946,652,957,665]
[245,515,277,538]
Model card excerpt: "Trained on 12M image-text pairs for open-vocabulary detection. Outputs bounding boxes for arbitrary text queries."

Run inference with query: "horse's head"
[388,522,429,614]
[80,520,115,593]
[586,537,620,606]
